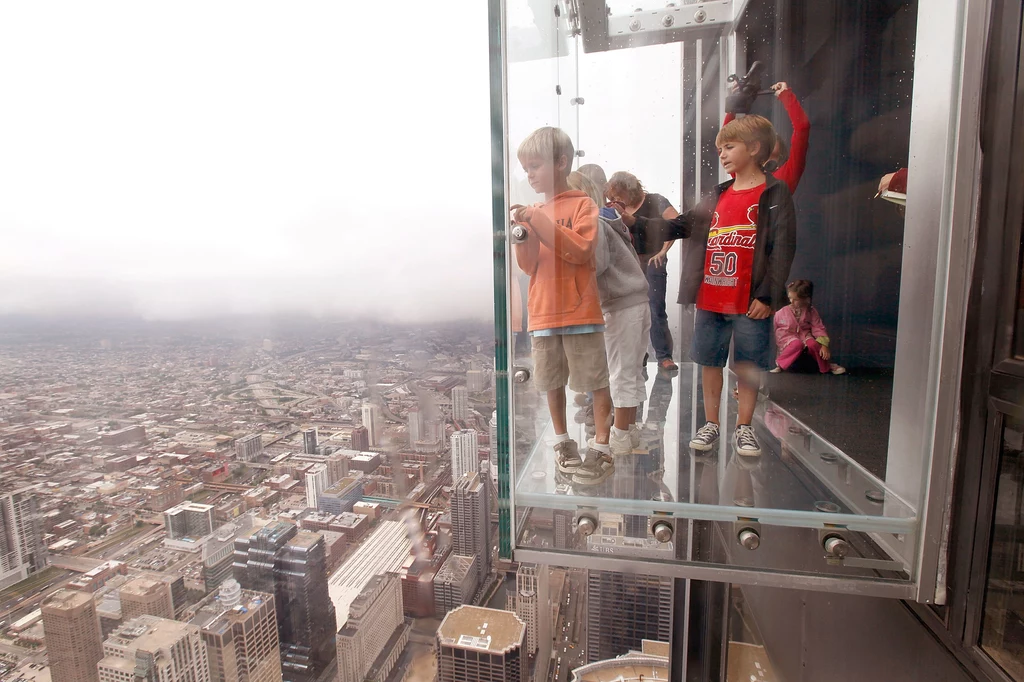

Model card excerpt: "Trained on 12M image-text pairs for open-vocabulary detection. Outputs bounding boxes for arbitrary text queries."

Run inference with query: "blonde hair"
[577,164,608,195]
[716,114,777,166]
[607,171,646,206]
[517,127,575,172]
[567,171,603,207]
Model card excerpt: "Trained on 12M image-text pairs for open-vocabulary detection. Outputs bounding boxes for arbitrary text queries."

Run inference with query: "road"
[551,569,587,682]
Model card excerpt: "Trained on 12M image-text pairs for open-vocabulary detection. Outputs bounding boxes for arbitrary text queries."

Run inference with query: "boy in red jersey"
[662,115,796,456]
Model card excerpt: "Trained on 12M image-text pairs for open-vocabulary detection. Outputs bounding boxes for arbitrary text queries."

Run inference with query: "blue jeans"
[690,309,771,371]
[642,258,674,361]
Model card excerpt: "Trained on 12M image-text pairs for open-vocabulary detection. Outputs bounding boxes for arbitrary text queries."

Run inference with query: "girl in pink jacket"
[772,280,846,375]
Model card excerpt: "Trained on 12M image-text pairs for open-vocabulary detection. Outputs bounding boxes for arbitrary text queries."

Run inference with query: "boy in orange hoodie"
[512,127,614,486]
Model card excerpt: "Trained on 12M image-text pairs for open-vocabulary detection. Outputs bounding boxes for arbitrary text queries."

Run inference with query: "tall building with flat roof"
[120,577,175,622]
[317,475,363,516]
[41,589,103,682]
[0,485,48,589]
[191,580,281,682]
[450,430,479,482]
[436,605,524,682]
[305,464,328,510]
[235,434,263,462]
[302,428,318,455]
[98,615,210,682]
[233,522,335,681]
[360,404,381,447]
[586,570,672,663]
[350,426,370,452]
[451,470,489,587]
[165,502,215,541]
[515,563,539,655]
[451,386,469,422]
[336,573,408,682]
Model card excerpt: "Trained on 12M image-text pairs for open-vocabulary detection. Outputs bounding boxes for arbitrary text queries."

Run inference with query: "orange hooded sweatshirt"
[513,190,603,332]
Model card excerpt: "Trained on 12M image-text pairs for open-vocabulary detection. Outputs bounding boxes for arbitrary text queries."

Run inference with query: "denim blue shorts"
[690,308,771,370]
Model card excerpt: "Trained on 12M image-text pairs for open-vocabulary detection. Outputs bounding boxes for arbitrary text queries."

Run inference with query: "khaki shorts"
[531,332,610,393]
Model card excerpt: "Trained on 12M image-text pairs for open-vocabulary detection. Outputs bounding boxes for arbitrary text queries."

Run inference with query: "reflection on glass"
[979,418,1024,680]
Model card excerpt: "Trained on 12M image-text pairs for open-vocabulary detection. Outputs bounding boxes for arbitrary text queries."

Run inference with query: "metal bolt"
[820,452,838,464]
[575,150,586,158]
[814,500,840,514]
[513,368,531,384]
[652,520,673,543]
[510,225,528,243]
[738,528,760,550]
[575,515,597,537]
[570,96,585,105]
[694,9,707,23]
[823,535,849,558]
[865,489,885,504]
[662,14,674,27]
[629,18,641,31]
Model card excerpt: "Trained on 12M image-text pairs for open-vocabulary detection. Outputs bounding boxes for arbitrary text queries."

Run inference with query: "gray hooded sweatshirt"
[594,210,649,314]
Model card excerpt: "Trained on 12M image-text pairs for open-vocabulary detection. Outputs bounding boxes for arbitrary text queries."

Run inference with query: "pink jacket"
[774,305,829,352]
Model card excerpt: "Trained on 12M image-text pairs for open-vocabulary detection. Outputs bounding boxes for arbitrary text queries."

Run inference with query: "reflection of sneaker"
[770,366,782,373]
[609,428,632,456]
[572,444,614,485]
[573,393,592,407]
[659,359,679,373]
[689,422,720,451]
[573,405,594,425]
[734,424,762,457]
[554,440,583,474]
[829,363,846,375]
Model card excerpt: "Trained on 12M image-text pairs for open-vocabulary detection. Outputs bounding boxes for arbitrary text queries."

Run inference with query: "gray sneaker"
[734,424,762,457]
[689,422,720,451]
[554,440,583,473]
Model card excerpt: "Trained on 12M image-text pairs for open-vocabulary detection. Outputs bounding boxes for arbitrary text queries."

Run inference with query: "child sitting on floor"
[772,280,846,375]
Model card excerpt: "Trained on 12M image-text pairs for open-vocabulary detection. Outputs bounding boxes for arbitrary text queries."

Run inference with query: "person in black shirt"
[606,171,681,373]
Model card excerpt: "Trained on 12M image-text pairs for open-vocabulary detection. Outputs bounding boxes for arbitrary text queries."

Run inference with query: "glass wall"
[496,0,974,596]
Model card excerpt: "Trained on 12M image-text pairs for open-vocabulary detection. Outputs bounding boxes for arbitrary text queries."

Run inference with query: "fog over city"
[0,2,494,322]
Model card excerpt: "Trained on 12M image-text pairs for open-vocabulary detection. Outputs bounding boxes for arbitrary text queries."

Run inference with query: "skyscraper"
[305,464,329,510]
[165,502,215,541]
[192,579,281,682]
[436,606,524,682]
[466,370,487,393]
[98,616,210,682]
[336,573,409,682]
[119,577,175,622]
[350,426,370,451]
[451,471,489,587]
[586,571,673,662]
[232,522,336,681]
[515,563,539,655]
[302,427,318,455]
[451,385,469,422]
[408,406,424,446]
[41,589,104,682]
[450,430,479,482]
[361,404,381,447]
[235,434,263,462]
[0,485,48,589]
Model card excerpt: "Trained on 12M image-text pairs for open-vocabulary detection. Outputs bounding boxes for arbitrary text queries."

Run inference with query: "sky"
[0,2,683,323]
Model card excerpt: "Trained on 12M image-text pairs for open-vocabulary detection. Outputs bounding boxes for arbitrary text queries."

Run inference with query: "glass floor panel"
[513,363,917,535]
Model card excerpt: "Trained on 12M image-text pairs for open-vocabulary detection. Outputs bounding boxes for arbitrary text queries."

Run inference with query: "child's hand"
[747,300,771,320]
[510,204,533,223]
[771,81,789,97]
[819,345,831,361]
[877,173,896,195]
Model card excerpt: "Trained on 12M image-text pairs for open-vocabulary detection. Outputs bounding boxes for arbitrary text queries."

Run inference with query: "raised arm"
[775,85,810,193]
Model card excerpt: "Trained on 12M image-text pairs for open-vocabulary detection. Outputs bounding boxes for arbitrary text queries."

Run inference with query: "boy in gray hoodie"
[569,170,651,457]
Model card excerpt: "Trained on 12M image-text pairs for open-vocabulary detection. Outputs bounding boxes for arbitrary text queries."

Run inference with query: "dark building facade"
[233,522,336,681]
[586,571,673,663]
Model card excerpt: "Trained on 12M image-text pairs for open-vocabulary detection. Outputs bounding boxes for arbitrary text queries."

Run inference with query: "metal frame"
[515,548,915,599]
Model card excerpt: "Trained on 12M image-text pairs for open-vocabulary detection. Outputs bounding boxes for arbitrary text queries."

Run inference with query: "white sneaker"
[829,363,846,375]
[689,422,720,451]
[628,424,642,449]
[769,366,782,373]
[609,428,632,457]
[734,424,762,457]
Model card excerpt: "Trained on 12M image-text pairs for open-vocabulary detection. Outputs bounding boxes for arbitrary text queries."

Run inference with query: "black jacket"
[661,174,796,310]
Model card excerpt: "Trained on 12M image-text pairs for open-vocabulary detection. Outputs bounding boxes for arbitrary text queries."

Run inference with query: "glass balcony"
[491,0,978,601]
